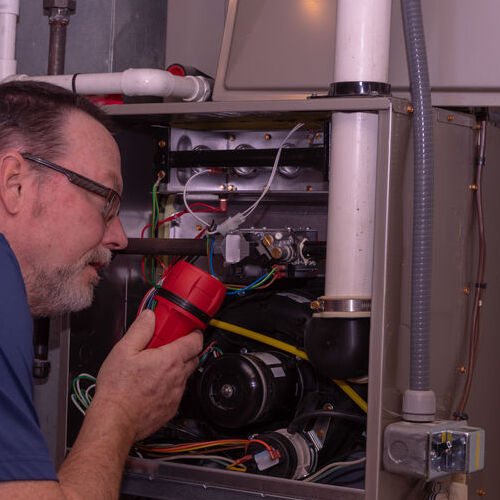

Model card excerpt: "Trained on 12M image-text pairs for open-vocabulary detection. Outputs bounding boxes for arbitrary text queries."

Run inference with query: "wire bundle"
[206,234,281,296]
[71,373,96,416]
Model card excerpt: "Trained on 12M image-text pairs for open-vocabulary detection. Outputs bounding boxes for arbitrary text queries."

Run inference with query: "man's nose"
[102,215,128,250]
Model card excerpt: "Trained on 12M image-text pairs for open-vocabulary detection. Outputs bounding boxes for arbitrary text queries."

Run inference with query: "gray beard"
[27,247,111,317]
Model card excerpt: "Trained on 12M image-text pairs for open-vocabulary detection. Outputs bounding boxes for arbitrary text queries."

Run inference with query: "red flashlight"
[146,260,226,348]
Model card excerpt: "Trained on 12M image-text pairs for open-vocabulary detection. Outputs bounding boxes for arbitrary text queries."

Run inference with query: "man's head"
[0,81,127,317]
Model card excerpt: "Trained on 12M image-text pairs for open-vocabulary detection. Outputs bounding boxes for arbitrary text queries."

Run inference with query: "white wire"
[303,456,366,482]
[85,384,96,403]
[71,394,87,416]
[154,454,239,468]
[241,122,304,218]
[182,122,304,235]
[182,169,214,227]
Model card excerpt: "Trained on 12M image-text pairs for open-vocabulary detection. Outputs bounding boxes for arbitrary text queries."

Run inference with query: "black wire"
[287,410,366,434]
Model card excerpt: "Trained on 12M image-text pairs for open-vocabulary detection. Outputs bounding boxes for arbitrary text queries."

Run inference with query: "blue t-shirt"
[0,234,57,481]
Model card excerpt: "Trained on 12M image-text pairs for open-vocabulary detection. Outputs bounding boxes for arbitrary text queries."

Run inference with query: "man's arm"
[0,310,202,499]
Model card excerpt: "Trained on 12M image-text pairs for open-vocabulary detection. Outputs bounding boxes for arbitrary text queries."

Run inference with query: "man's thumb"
[120,309,156,351]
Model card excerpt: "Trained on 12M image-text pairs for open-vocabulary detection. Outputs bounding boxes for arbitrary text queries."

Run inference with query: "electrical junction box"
[383,420,485,480]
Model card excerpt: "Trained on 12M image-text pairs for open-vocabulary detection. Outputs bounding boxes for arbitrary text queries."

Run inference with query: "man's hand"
[90,309,203,441]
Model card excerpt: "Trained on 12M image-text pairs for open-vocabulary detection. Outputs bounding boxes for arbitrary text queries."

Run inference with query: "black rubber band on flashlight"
[156,288,211,325]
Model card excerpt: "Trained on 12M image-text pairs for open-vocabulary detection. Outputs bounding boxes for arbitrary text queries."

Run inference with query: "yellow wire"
[208,319,368,414]
[209,319,308,360]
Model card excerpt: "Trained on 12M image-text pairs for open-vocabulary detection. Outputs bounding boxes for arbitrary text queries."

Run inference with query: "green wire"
[225,266,278,291]
[72,374,96,408]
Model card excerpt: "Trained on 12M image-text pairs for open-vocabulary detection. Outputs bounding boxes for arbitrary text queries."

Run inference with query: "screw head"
[459,366,467,374]
[262,234,274,247]
[310,300,321,311]
[476,488,486,496]
[158,140,166,148]
[407,105,414,113]
[195,224,202,231]
[220,384,235,398]
[264,133,272,141]
[447,115,455,121]
[463,287,471,295]
[306,185,313,192]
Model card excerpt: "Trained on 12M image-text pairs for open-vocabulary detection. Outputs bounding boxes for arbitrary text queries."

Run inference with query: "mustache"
[83,247,112,268]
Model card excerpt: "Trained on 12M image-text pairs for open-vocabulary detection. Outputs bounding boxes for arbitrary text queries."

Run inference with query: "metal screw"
[195,224,202,231]
[310,300,321,311]
[323,403,334,411]
[306,185,313,191]
[459,366,467,374]
[220,384,234,398]
[227,184,236,192]
[228,134,236,141]
[264,133,272,141]
[476,489,486,496]
[158,140,166,148]
[463,287,471,295]
[220,184,227,190]
[271,247,283,259]
[469,184,478,191]
[407,105,414,113]
[447,115,455,121]
[262,234,274,247]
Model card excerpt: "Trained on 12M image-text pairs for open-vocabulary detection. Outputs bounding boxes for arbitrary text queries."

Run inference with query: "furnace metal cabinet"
[35,96,499,499]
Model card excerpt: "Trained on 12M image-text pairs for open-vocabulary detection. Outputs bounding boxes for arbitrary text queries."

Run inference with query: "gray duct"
[401,0,435,420]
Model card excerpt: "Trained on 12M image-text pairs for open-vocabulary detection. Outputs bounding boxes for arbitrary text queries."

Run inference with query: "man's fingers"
[160,330,203,361]
[119,310,156,351]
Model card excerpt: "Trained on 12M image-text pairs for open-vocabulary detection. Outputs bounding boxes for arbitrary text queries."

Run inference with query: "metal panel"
[389,0,500,106]
[59,98,500,499]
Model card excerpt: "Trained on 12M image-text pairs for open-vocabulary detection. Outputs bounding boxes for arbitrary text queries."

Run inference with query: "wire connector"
[214,212,246,236]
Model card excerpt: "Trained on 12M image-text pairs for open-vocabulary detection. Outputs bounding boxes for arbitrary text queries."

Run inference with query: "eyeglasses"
[22,153,121,223]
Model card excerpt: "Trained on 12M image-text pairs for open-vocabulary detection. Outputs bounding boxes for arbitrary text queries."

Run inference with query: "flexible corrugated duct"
[401,0,436,421]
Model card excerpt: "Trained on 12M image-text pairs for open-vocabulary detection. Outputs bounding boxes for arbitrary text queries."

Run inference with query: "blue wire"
[226,270,275,296]
[209,236,216,277]
[146,292,157,309]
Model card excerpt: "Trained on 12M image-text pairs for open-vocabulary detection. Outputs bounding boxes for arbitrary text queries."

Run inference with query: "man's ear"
[0,153,27,215]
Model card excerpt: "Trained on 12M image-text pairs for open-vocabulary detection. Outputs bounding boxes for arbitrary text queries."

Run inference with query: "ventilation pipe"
[5,69,213,102]
[0,0,19,81]
[305,0,392,380]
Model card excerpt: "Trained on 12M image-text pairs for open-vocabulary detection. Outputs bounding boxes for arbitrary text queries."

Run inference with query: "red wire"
[141,206,220,239]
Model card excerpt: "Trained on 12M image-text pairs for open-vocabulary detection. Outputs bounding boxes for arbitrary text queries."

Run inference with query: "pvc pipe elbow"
[121,69,212,101]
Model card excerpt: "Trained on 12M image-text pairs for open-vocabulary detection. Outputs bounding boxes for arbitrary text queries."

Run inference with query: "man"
[0,81,203,498]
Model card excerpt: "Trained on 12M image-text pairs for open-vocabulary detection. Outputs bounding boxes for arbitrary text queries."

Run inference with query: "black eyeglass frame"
[21,153,121,222]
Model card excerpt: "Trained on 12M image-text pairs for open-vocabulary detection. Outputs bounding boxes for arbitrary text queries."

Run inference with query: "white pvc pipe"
[334,0,392,83]
[5,69,212,102]
[321,0,391,315]
[0,0,20,80]
[324,112,378,299]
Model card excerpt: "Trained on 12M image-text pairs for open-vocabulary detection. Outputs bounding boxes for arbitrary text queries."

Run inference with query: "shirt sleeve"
[0,235,58,481]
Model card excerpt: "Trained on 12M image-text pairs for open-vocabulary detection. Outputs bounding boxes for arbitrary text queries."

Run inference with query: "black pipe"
[33,318,51,379]
[287,410,366,434]
[118,238,207,256]
[44,1,76,75]
[168,147,325,169]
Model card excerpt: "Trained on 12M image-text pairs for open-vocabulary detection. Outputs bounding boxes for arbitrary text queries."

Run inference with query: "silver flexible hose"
[401,0,434,391]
